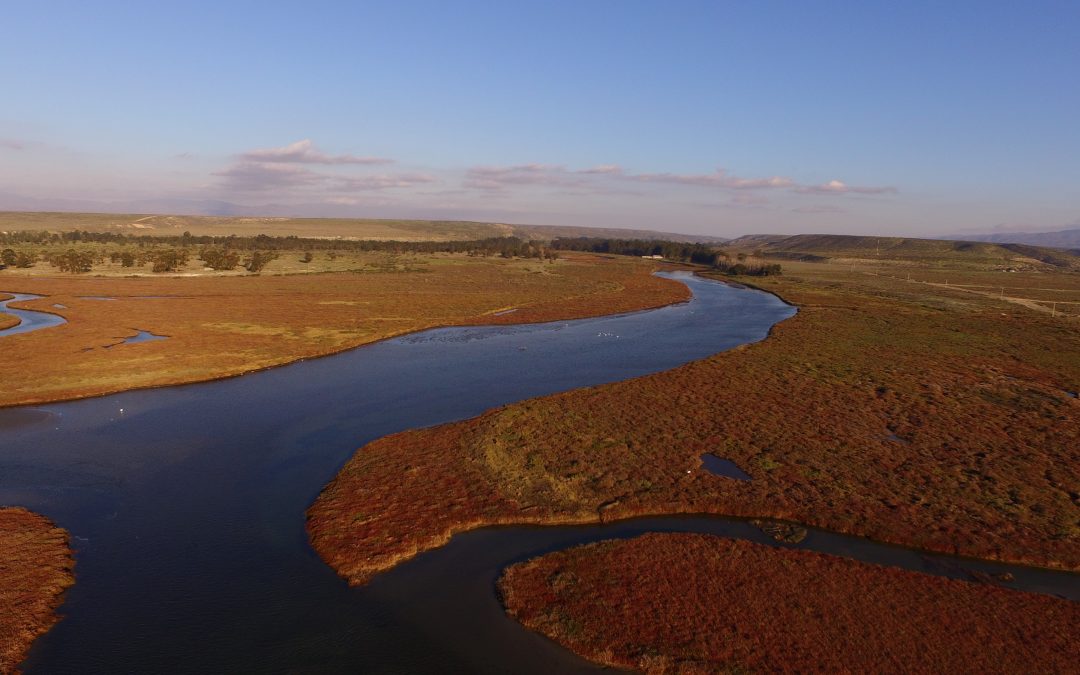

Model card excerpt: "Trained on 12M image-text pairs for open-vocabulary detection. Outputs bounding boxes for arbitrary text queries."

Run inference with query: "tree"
[14,251,35,268]
[244,250,278,273]
[54,249,94,273]
[199,247,240,271]
[149,248,189,273]
[1,248,16,266]
[300,250,313,263]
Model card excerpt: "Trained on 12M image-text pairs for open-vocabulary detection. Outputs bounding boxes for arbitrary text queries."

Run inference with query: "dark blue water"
[700,454,753,480]
[1,272,1074,673]
[0,272,791,673]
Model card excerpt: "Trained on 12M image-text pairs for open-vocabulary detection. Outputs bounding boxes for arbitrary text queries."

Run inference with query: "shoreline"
[0,262,690,409]
[0,508,75,675]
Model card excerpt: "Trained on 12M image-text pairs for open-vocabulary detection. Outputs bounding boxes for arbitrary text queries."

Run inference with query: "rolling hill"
[0,210,721,244]
[726,233,1080,269]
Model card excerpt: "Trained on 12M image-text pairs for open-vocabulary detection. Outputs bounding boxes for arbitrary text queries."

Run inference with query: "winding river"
[0,292,67,337]
[1,272,1075,673]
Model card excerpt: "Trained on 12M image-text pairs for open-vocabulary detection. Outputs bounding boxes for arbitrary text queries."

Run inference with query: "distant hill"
[514,224,725,244]
[956,228,1080,250]
[725,233,1080,270]
[0,210,720,244]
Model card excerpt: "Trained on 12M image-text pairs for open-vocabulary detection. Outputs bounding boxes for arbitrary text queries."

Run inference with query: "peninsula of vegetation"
[309,238,1079,588]
[499,532,1080,674]
[0,227,693,407]
[0,508,74,675]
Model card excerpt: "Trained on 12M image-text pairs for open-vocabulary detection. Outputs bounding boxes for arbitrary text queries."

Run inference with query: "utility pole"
[1052,302,1057,318]
[1000,286,1004,299]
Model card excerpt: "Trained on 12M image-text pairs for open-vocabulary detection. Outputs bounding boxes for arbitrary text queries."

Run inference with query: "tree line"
[548,237,782,276]
[1,230,780,276]
[0,232,556,274]
[0,230,557,257]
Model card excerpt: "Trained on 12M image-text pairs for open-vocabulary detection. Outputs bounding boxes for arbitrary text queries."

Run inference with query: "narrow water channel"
[0,292,67,337]
[0,273,1074,673]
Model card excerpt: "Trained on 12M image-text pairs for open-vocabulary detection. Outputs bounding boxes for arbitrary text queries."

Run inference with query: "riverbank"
[0,508,74,675]
[499,532,1080,674]
[0,253,688,407]
[308,261,1079,589]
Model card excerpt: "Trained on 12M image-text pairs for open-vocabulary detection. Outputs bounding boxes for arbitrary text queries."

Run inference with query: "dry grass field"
[499,533,1080,674]
[0,253,687,407]
[308,259,1080,586]
[0,212,511,241]
[0,508,74,675]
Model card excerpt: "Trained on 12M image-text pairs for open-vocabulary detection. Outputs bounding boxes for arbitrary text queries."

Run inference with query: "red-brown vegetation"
[0,508,74,675]
[499,533,1080,674]
[0,254,686,407]
[308,262,1080,586]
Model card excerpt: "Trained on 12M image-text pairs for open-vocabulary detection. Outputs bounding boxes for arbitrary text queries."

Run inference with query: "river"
[1,272,1074,673]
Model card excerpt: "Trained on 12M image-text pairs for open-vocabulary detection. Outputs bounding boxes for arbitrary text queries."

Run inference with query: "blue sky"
[1,1,1077,236]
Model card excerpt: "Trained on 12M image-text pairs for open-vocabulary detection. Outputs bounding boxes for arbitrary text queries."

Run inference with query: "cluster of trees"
[50,249,96,273]
[0,230,558,271]
[550,237,718,264]
[244,250,279,272]
[712,260,783,277]
[0,229,781,276]
[199,247,242,271]
[549,237,782,275]
[0,248,36,268]
[147,248,190,273]
[0,229,557,257]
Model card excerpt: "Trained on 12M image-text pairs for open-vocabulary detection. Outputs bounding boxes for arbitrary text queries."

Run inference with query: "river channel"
[1,272,1074,673]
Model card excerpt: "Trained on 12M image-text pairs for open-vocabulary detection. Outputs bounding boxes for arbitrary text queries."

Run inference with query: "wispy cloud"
[465,164,594,191]
[792,204,847,214]
[240,139,393,165]
[336,173,436,191]
[464,164,795,194]
[628,169,794,190]
[796,179,895,195]
[213,162,325,192]
[729,193,771,207]
[578,164,624,175]
[0,139,27,151]
[214,140,431,195]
